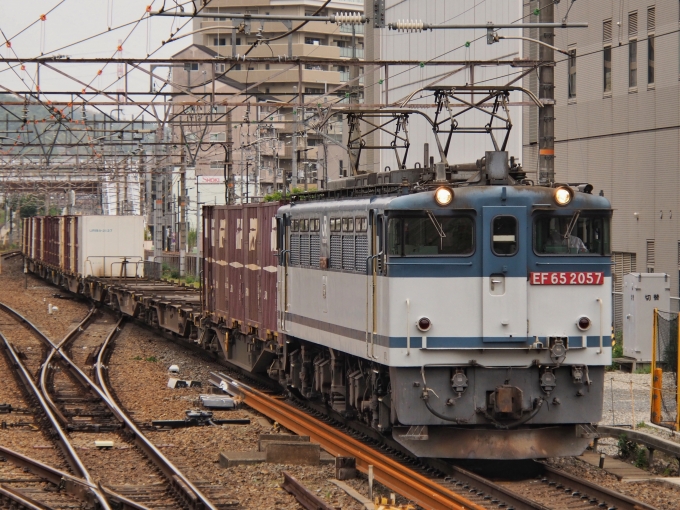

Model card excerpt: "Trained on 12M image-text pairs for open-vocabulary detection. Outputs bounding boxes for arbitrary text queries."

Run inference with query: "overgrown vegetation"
[263,187,305,202]
[617,433,649,468]
[607,330,624,371]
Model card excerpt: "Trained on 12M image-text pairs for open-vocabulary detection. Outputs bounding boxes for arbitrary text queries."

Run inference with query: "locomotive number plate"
[530,272,604,285]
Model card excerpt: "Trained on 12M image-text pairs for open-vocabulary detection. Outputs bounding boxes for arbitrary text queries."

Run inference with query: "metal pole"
[179,132,186,277]
[537,0,555,185]
[256,105,261,199]
[196,173,200,277]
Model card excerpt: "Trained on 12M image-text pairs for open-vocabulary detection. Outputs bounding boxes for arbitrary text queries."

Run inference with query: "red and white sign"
[530,272,604,285]
[198,176,224,184]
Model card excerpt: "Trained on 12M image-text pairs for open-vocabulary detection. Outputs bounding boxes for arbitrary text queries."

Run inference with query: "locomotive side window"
[300,219,309,232]
[492,216,518,256]
[291,219,299,232]
[534,213,611,255]
[387,214,474,256]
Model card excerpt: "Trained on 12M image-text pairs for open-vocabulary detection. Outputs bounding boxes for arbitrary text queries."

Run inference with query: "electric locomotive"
[267,152,612,459]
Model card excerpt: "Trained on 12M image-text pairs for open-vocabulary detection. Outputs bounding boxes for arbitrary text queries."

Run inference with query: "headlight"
[554,186,573,206]
[577,316,591,331]
[434,186,453,206]
[416,317,432,332]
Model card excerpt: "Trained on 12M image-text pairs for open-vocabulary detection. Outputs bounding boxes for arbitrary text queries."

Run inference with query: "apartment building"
[522,0,680,326]
[191,0,364,186]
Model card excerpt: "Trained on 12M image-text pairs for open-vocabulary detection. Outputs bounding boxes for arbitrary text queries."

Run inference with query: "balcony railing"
[339,71,364,84]
[340,24,364,34]
[339,47,364,58]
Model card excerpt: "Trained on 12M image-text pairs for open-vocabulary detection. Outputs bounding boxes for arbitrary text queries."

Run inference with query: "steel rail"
[95,316,220,510]
[210,371,486,510]
[0,302,218,510]
[0,303,160,510]
[0,327,111,510]
[539,463,657,510]
[280,471,335,510]
[0,445,151,510]
[0,484,47,510]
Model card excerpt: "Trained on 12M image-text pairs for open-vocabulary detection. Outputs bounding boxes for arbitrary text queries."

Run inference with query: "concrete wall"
[369,0,524,172]
[523,0,680,303]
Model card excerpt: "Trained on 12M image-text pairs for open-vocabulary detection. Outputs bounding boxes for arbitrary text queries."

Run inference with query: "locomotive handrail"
[596,297,604,354]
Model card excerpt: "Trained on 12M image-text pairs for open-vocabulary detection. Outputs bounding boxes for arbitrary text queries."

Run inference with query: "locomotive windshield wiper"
[426,210,446,239]
[563,210,580,240]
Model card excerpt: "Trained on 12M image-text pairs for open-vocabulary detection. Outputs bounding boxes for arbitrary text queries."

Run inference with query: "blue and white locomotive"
[269,153,612,459]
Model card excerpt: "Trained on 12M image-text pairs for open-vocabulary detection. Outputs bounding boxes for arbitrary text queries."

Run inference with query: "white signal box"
[623,273,671,361]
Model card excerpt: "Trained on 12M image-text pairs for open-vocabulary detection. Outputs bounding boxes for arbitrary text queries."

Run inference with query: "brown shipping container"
[202,202,281,337]
[215,206,229,321]
[202,206,215,314]
[259,202,280,334]
[243,204,260,328]
[63,216,78,274]
[227,206,244,324]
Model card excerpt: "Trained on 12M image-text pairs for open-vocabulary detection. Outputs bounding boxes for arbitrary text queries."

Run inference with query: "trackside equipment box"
[623,273,671,362]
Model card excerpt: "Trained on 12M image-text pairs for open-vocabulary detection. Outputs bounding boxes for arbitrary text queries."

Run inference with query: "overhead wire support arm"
[152,11,367,25]
[388,22,588,31]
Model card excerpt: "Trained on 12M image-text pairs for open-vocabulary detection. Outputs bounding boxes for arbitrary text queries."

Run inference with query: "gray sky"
[1,0,195,117]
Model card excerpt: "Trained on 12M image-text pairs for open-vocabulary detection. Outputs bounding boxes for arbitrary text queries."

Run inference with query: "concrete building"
[522,0,680,327]
[190,0,364,186]
[364,0,524,173]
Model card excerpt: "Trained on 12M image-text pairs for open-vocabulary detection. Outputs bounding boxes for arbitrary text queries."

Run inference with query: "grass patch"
[145,356,158,362]
[132,355,143,361]
[634,366,652,374]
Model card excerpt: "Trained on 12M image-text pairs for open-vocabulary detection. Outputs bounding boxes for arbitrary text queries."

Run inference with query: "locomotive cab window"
[534,213,611,255]
[388,213,474,256]
[492,216,518,256]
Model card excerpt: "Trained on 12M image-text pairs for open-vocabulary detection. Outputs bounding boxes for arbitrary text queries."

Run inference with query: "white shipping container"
[78,216,145,277]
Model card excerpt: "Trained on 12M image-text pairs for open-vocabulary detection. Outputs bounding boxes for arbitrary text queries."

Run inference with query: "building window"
[604,47,612,93]
[185,63,199,71]
[646,240,655,272]
[603,20,612,93]
[214,38,226,46]
[647,7,655,85]
[305,37,322,45]
[629,11,638,89]
[567,48,576,99]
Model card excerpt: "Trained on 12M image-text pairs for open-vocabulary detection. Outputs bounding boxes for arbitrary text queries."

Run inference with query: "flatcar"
[202,152,612,459]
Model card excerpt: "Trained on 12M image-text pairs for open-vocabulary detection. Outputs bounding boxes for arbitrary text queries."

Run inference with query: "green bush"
[617,433,639,459]
[170,269,180,279]
[263,187,305,202]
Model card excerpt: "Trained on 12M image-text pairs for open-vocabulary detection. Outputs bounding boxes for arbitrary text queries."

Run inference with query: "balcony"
[339,24,364,34]
[339,71,364,84]
[339,47,363,58]
[227,68,342,86]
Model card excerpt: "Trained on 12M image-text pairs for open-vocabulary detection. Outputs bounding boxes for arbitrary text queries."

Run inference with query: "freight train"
[21,152,612,460]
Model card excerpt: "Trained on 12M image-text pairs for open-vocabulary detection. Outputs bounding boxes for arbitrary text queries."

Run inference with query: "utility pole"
[226,110,233,204]
[195,173,200,276]
[538,0,555,185]
[179,131,187,277]
[256,105,261,199]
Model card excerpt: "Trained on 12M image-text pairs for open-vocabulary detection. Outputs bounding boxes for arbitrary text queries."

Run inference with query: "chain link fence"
[651,310,679,429]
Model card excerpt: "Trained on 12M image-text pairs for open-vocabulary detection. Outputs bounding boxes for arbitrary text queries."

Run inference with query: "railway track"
[0,302,231,510]
[211,371,659,510]
[0,256,663,510]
